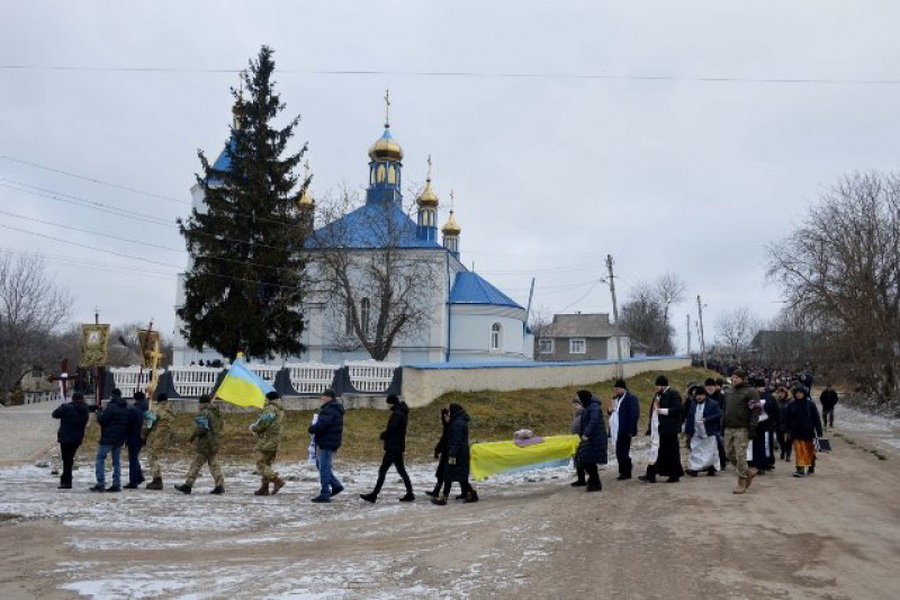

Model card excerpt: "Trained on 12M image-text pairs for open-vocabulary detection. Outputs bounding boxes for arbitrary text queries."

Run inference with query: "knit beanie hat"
[654,375,669,387]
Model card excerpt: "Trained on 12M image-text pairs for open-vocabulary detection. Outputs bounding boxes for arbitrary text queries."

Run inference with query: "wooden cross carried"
[46,359,80,401]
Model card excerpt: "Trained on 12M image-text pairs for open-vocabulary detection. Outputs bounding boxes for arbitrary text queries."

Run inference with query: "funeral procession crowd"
[50,368,835,503]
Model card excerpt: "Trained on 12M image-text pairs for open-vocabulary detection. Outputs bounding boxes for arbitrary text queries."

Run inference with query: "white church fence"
[168,366,221,398]
[108,367,165,399]
[286,362,340,394]
[22,390,63,405]
[347,360,399,392]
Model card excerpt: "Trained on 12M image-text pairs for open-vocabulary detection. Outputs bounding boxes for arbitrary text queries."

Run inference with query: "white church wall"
[401,356,691,407]
[448,306,530,362]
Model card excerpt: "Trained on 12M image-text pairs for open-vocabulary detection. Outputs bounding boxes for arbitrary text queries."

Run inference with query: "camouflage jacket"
[191,403,222,456]
[253,399,284,453]
[146,401,176,446]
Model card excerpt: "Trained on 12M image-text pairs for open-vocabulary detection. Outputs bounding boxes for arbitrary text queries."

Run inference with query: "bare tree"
[618,281,674,355]
[767,171,900,401]
[0,254,73,404]
[714,307,761,360]
[655,273,686,327]
[308,191,440,361]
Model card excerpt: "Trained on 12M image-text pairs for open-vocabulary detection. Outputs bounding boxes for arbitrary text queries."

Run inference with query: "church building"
[172,101,533,366]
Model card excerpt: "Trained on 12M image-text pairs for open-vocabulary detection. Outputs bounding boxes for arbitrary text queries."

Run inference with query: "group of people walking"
[51,370,832,501]
[571,371,829,496]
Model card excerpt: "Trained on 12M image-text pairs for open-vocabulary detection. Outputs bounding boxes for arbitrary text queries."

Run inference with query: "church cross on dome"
[384,89,391,128]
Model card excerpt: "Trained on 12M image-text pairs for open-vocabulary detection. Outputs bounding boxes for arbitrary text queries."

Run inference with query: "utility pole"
[605,255,624,377]
[686,313,691,357]
[697,295,708,369]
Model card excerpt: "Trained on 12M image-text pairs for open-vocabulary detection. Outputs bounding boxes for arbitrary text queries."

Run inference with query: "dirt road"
[0,405,897,599]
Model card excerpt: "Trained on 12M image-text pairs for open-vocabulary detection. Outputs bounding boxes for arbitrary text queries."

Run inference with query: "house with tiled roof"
[534,313,630,362]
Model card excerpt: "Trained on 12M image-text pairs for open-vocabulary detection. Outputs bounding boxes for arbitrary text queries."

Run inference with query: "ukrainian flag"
[214,356,275,409]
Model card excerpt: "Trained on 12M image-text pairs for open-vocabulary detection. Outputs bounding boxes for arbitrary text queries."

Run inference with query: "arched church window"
[361,298,371,335]
[345,299,354,335]
[491,322,502,351]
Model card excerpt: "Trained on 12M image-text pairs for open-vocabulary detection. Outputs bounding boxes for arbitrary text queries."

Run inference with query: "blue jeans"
[95,443,122,487]
[317,448,342,498]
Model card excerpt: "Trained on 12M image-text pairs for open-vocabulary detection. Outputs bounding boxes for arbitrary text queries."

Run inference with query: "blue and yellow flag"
[214,356,275,409]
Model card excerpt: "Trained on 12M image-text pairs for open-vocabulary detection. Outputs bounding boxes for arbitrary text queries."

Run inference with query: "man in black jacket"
[124,391,147,489]
[90,388,129,492]
[360,394,415,503]
[650,375,684,483]
[52,392,90,489]
[819,384,839,429]
[308,388,345,503]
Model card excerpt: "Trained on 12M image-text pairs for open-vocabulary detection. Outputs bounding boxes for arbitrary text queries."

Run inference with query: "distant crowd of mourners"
[48,364,839,501]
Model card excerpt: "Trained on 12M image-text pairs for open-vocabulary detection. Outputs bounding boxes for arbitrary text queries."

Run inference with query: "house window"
[491,323,502,350]
[538,338,554,354]
[569,338,586,354]
[360,298,371,335]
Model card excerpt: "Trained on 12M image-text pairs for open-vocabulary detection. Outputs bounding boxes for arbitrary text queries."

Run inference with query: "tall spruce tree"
[177,46,310,361]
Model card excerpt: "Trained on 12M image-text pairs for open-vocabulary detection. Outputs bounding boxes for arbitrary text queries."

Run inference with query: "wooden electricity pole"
[606,255,624,377]
[697,295,708,369]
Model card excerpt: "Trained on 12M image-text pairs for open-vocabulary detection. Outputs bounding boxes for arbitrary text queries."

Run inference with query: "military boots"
[146,477,163,490]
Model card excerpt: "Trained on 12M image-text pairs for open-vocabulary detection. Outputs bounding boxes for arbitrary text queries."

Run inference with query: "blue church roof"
[307,202,443,250]
[450,271,523,309]
[211,139,235,172]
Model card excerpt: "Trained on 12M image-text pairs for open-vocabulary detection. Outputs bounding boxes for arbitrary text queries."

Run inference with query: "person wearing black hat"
[145,393,176,490]
[308,388,345,502]
[52,391,90,489]
[722,369,761,494]
[432,403,478,504]
[175,394,225,494]
[705,377,728,470]
[360,395,415,503]
[251,391,286,496]
[610,379,640,480]
[644,375,684,483]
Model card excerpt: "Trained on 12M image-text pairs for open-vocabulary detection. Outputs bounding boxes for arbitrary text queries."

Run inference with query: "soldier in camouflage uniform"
[251,391,285,496]
[175,394,225,494]
[144,393,176,490]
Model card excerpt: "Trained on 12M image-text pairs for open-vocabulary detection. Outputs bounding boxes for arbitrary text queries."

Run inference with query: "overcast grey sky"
[3,1,900,354]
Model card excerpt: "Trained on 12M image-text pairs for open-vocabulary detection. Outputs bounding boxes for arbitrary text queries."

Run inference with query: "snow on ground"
[1,457,578,599]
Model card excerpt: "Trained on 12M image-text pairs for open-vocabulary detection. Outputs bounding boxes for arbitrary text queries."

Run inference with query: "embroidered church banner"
[81,324,110,367]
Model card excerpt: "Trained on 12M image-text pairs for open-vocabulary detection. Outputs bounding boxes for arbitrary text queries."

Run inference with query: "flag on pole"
[214,356,275,409]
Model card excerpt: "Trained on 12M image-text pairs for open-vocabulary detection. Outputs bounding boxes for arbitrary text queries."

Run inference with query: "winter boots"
[732,476,748,494]
[463,488,479,503]
[360,492,377,503]
[399,492,416,502]
[431,494,448,506]
[174,483,192,494]
[271,476,286,495]
[793,467,805,478]
[145,477,163,490]
[571,479,587,487]
[254,479,270,496]
[210,486,225,494]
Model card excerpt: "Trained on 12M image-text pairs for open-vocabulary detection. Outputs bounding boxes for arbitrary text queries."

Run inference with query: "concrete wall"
[400,356,690,407]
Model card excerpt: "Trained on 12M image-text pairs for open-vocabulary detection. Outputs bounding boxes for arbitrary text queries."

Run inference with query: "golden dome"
[368,127,404,162]
[417,179,439,207]
[441,209,461,236]
[298,186,314,207]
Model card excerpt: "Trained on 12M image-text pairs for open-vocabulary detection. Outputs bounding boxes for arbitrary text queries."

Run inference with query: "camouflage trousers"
[724,428,750,479]
[185,452,223,487]
[147,438,166,479]
[256,449,279,482]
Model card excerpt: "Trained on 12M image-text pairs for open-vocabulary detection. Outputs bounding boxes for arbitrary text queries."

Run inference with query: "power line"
[0,155,189,205]
[3,64,900,86]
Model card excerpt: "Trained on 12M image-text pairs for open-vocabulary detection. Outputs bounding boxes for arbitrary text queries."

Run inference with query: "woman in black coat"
[576,390,607,492]
[52,392,90,489]
[426,407,450,498]
[432,403,478,505]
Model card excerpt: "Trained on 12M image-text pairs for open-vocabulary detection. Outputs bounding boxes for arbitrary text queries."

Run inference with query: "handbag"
[814,437,832,453]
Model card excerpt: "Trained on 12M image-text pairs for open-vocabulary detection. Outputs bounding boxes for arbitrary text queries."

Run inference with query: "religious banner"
[81,324,110,367]
[137,328,161,368]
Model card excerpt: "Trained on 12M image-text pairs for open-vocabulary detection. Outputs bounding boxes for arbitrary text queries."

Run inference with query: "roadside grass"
[78,367,716,464]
